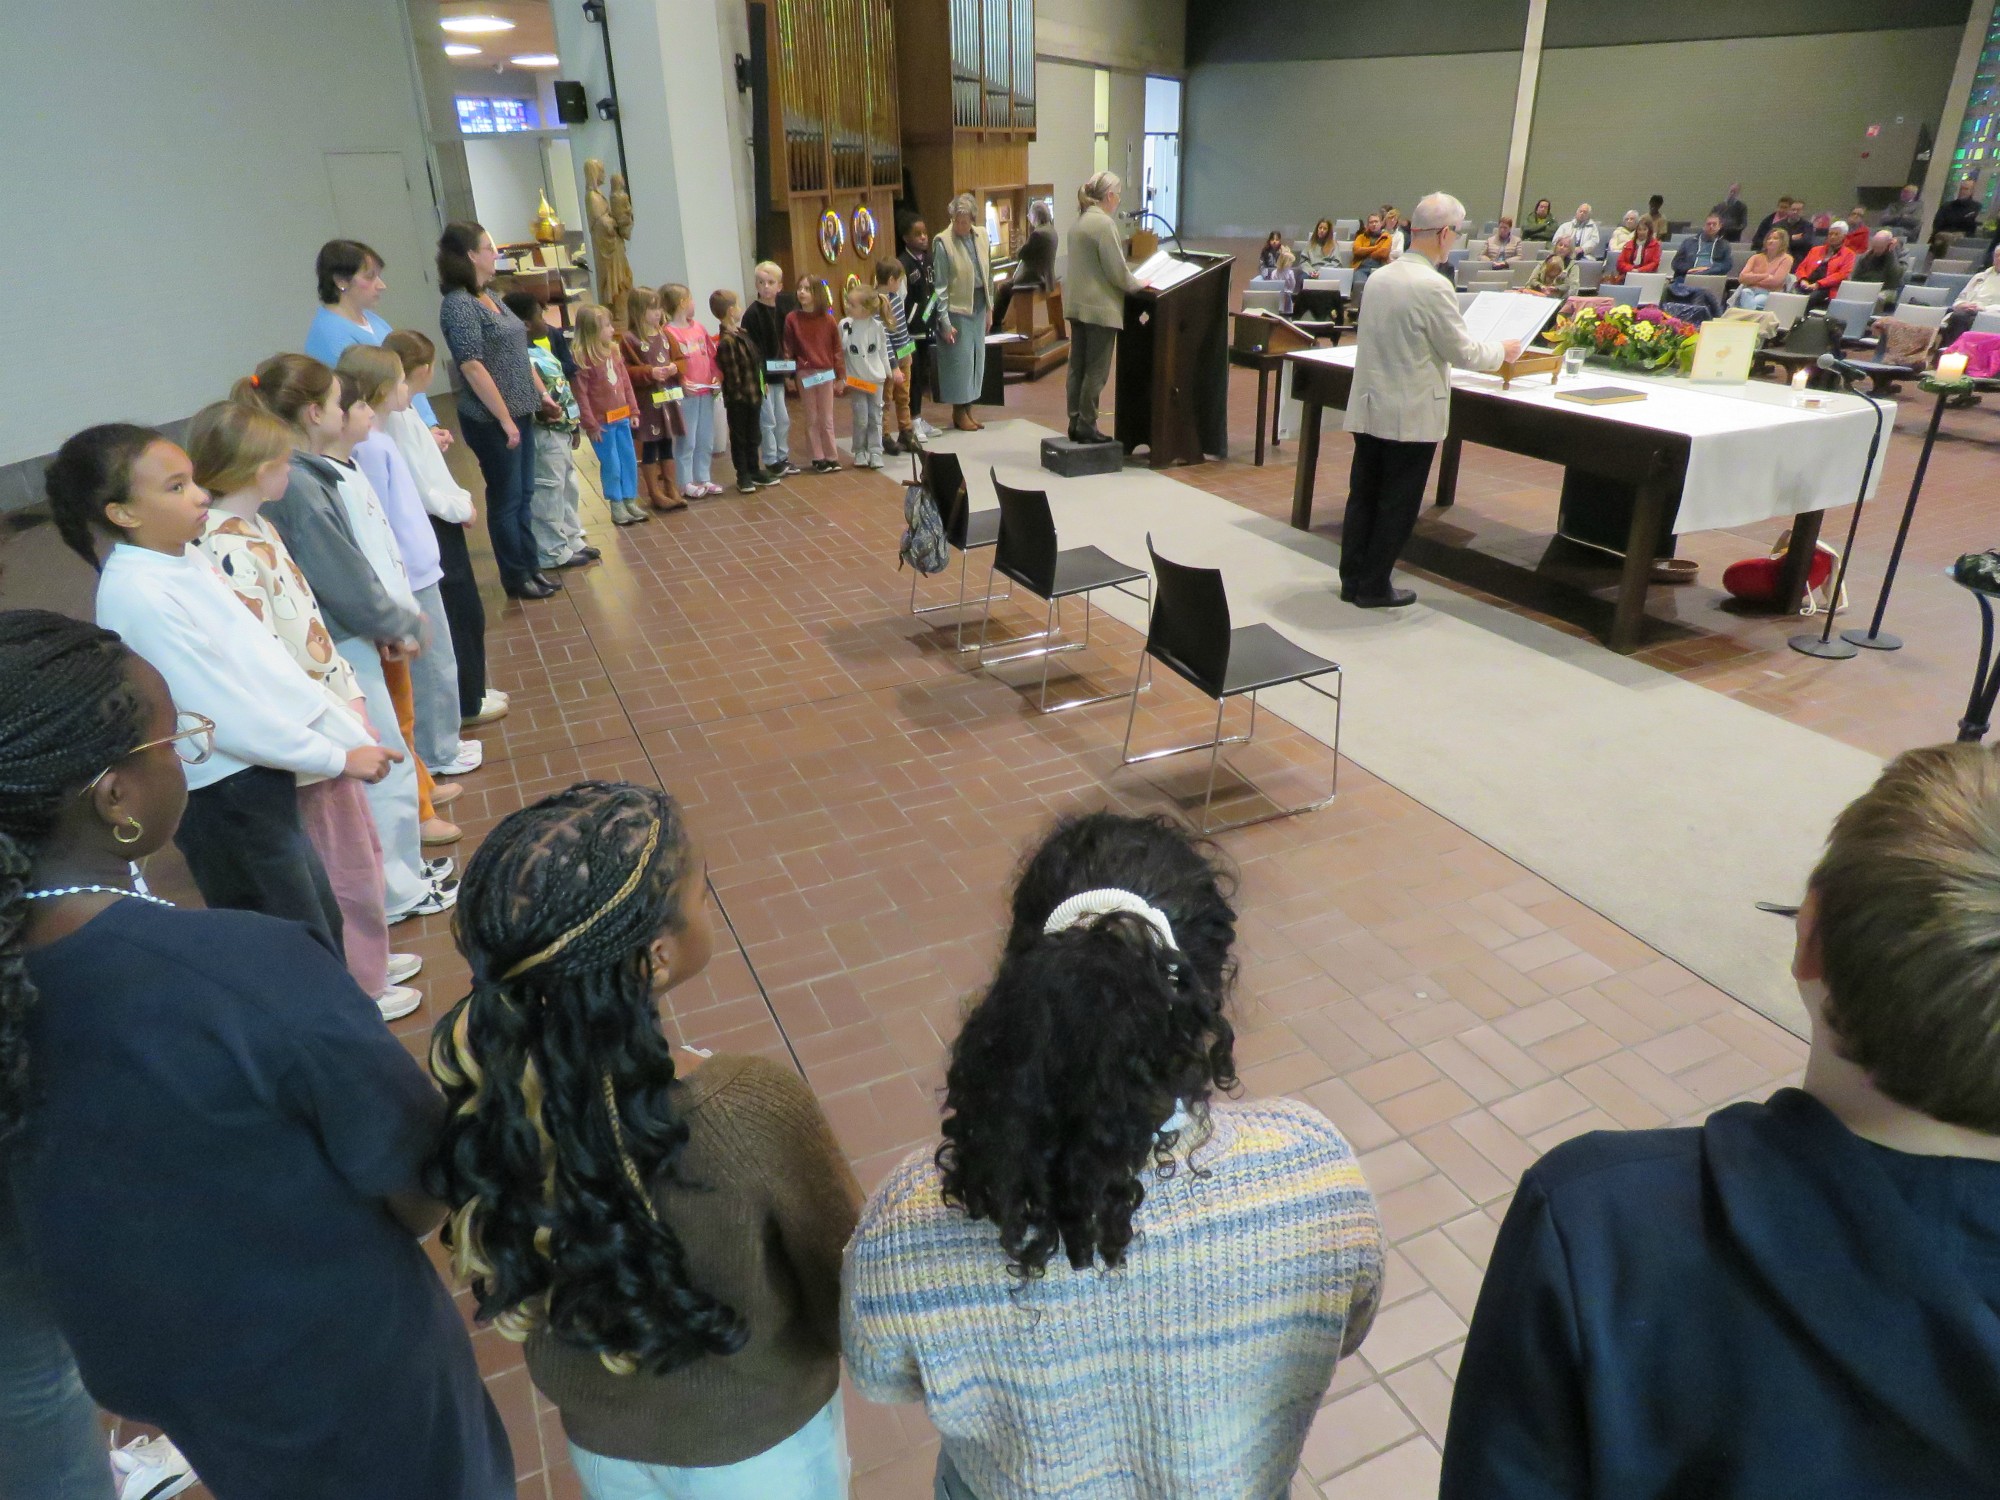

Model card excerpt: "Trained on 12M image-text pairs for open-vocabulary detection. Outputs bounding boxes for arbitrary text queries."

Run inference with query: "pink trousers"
[799,379,838,462]
[298,775,389,998]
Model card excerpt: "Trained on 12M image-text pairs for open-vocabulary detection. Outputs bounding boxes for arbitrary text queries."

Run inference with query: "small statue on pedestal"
[585,157,634,325]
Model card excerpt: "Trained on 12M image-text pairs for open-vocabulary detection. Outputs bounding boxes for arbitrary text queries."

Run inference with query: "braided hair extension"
[0,611,146,1143]
[42,424,164,572]
[425,780,748,1375]
[936,812,1241,1279]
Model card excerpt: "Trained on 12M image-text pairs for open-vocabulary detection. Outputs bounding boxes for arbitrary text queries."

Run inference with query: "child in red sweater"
[784,278,844,473]
[571,304,656,525]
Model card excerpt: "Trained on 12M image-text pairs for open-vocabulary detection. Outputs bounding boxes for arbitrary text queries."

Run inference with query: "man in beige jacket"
[1063,171,1145,443]
[1340,191,1518,608]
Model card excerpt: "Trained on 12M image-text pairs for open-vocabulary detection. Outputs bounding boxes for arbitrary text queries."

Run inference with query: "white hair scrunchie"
[1043,888,1176,949]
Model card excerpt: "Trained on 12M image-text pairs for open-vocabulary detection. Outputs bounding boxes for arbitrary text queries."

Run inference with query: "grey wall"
[1188,1,1529,63]
[1181,52,1521,236]
[0,0,440,470]
[1523,27,1962,225]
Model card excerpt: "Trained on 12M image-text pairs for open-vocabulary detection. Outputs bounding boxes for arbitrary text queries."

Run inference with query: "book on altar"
[1554,386,1649,406]
[1689,319,1760,384]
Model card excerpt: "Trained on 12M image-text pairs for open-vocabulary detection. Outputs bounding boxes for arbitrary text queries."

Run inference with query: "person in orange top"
[1732,230,1794,310]
[1796,223,1859,307]
[1352,212,1394,293]
[1608,220,1661,285]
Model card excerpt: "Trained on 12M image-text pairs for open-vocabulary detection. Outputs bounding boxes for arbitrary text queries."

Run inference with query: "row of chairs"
[908,451,1344,834]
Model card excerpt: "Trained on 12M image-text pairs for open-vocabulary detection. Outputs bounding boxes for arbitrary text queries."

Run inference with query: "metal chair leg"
[1120,673,1344,833]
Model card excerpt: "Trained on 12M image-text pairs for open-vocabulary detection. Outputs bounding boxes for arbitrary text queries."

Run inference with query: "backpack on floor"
[898,457,948,575]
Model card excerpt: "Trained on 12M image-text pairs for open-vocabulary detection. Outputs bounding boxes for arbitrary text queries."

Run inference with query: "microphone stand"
[1788,356,1888,661]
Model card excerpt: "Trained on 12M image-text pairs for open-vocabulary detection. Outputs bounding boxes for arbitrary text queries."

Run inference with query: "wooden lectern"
[1115,251,1234,468]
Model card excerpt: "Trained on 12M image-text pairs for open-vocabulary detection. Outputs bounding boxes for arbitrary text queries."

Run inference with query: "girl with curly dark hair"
[427,780,861,1498]
[0,607,508,1500]
[845,811,1385,1500]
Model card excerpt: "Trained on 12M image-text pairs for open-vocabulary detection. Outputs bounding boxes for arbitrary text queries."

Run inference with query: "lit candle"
[1791,368,1810,390]
[1939,352,1970,381]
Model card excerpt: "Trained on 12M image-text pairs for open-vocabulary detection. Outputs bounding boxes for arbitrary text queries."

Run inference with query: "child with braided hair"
[426,780,861,1499]
[0,607,508,1500]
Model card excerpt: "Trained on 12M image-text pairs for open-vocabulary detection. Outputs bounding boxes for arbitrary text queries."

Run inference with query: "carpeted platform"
[925,420,1886,1036]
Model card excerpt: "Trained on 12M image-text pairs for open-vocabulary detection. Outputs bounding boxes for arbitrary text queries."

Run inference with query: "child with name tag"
[661,283,723,498]
[712,289,781,495]
[744,262,802,478]
[785,278,844,475]
[502,291,596,571]
[874,260,918,456]
[574,304,650,527]
[839,284,893,470]
[620,287,685,514]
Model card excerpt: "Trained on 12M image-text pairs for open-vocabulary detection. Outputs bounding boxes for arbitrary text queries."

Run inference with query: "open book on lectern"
[1131,249,1203,291]
[1461,291,1561,349]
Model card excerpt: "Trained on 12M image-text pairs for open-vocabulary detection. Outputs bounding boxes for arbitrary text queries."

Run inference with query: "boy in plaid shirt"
[713,289,782,495]
[875,260,918,456]
[503,291,596,570]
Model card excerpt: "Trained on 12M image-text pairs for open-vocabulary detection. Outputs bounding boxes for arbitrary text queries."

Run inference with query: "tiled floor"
[23,299,1991,1495]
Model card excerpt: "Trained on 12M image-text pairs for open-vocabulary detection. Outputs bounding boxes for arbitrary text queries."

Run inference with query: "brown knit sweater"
[525,1054,862,1466]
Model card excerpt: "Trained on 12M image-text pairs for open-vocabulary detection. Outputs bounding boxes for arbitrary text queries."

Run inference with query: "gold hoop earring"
[113,817,144,846]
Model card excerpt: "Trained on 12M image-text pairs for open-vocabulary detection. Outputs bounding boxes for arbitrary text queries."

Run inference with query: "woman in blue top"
[0,607,511,1500]
[303,239,452,452]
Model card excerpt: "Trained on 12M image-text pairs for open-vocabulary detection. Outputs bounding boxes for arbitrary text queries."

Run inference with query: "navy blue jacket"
[1441,1089,2000,1499]
[1671,234,1732,281]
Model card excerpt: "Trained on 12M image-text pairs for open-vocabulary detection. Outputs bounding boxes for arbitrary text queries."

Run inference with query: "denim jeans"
[591,421,638,502]
[849,388,883,462]
[407,581,463,767]
[758,381,791,467]
[336,640,427,918]
[458,408,538,588]
[0,1187,114,1500]
[530,429,587,566]
[570,1394,848,1500]
[674,392,716,488]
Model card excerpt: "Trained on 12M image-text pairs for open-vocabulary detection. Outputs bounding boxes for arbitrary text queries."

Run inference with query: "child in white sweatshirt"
[44,422,397,960]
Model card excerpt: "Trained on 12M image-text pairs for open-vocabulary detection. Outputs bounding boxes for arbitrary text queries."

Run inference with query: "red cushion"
[1723,549,1834,603]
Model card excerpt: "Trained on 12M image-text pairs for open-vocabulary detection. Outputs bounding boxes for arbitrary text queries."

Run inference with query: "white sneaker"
[376,985,423,1021]
[424,856,455,883]
[433,739,484,776]
[915,417,943,439]
[485,689,510,709]
[112,1434,197,1500]
[386,952,423,983]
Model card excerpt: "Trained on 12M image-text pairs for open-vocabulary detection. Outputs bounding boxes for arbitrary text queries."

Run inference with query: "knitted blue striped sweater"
[842,1097,1384,1499]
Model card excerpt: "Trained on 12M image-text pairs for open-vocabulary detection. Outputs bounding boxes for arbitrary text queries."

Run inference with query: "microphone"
[1817,351,1869,379]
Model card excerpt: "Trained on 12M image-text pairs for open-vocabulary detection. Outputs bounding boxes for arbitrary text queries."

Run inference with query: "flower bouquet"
[1547,304,1699,375]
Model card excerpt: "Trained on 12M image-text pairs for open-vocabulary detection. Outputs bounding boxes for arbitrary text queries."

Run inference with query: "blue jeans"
[758,382,791,467]
[592,420,638,502]
[459,408,538,588]
[674,392,716,488]
[0,1187,113,1500]
[570,1394,847,1500]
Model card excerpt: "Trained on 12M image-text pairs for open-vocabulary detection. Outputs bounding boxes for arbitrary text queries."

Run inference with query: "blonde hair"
[1078,172,1120,212]
[574,304,619,367]
[230,353,337,436]
[625,285,661,331]
[334,345,403,409]
[844,283,880,316]
[753,260,784,282]
[186,400,295,495]
[659,283,692,320]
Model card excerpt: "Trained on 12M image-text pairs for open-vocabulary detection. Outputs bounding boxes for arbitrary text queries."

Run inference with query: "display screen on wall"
[456,96,539,134]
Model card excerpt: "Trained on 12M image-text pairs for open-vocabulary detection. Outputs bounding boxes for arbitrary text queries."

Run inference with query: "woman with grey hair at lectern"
[1061,172,1146,445]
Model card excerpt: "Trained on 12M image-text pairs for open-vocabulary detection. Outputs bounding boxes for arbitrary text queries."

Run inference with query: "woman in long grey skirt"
[931,193,995,432]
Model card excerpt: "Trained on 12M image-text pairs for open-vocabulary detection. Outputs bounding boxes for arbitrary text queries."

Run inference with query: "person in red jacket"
[1796,223,1859,308]
[783,278,844,474]
[1607,219,1661,286]
[571,303,660,524]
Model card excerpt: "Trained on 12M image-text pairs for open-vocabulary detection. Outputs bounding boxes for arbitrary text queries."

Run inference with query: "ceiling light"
[511,53,561,68]
[443,42,482,57]
[439,15,515,34]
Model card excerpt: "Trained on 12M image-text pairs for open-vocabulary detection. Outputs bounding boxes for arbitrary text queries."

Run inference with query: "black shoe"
[882,433,903,456]
[551,551,594,569]
[505,578,556,599]
[1338,583,1355,602]
[811,459,840,474]
[531,571,565,590]
[754,468,784,486]
[1350,587,1417,609]
[1078,425,1111,445]
[1067,422,1087,443]
[736,479,758,494]
[575,545,602,561]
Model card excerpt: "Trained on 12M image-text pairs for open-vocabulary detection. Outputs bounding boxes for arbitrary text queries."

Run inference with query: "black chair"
[908,449,1006,651]
[1121,535,1342,833]
[978,469,1149,713]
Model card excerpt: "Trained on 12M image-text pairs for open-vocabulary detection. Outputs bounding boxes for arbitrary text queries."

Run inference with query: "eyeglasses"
[83,712,216,794]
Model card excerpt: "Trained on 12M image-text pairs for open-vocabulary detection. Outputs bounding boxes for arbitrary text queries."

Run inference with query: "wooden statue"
[585,157,633,324]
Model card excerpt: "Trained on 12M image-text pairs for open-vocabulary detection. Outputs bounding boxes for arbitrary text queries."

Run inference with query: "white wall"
[1038,0,1186,73]
[0,0,437,464]
[464,137,551,246]
[1028,58,1099,277]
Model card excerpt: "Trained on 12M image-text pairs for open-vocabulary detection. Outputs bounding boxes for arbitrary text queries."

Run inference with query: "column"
[1499,0,1548,221]
[1921,0,1998,216]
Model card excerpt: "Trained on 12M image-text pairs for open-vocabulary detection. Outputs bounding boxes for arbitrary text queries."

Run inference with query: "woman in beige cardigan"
[1063,171,1146,444]
[931,192,996,431]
